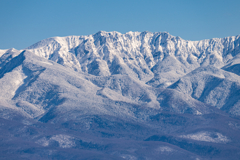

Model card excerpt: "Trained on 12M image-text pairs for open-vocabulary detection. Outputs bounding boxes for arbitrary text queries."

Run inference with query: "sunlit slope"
[0,31,240,159]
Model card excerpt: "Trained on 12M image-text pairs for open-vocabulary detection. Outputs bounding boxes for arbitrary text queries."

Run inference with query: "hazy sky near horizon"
[0,0,240,49]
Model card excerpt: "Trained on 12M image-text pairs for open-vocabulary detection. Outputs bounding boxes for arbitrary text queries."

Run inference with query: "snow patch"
[51,134,75,148]
[179,131,230,143]
[39,61,53,65]
[36,134,75,148]
[120,154,137,160]
[195,110,202,115]
[156,146,174,153]
[36,137,49,147]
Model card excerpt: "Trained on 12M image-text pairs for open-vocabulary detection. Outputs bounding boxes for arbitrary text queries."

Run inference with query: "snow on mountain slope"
[169,66,240,115]
[179,131,230,143]
[0,31,240,124]
[0,49,7,57]
[1,31,240,159]
[222,53,240,76]
[156,88,215,115]
[0,50,158,123]
[25,31,240,86]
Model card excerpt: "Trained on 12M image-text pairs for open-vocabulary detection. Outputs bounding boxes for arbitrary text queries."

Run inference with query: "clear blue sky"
[0,0,240,49]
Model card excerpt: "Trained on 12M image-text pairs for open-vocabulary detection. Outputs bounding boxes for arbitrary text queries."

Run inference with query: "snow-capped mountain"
[26,31,240,85]
[1,31,240,159]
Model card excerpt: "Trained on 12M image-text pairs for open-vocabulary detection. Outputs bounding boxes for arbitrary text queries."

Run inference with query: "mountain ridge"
[1,31,240,159]
[24,31,240,86]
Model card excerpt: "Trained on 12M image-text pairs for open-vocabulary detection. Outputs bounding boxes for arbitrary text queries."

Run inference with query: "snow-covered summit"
[23,32,240,85]
[1,31,240,159]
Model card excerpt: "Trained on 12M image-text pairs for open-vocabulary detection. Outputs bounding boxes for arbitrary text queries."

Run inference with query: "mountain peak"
[1,31,240,159]
[19,31,240,82]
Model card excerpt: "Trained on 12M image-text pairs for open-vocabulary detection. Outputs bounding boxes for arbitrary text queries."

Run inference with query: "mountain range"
[0,31,240,159]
